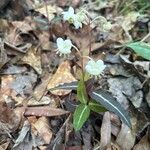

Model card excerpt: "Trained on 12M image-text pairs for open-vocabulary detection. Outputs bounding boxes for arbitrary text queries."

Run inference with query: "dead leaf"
[31,73,52,101]
[38,31,51,50]
[133,134,150,150]
[10,72,37,97]
[27,96,56,107]
[100,112,111,149]
[22,47,42,74]
[116,123,136,150]
[65,145,83,150]
[24,106,69,117]
[122,12,140,32]
[146,81,150,107]
[0,101,21,134]
[36,4,61,21]
[0,39,8,69]
[0,141,10,150]
[33,117,52,144]
[108,76,143,109]
[13,120,45,150]
[11,20,33,33]
[1,65,27,74]
[47,60,76,96]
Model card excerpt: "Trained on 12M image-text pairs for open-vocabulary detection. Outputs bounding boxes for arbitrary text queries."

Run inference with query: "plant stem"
[88,18,92,55]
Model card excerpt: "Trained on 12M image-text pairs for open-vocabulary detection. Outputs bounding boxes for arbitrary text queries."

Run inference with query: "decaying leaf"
[11,20,33,33]
[24,106,69,117]
[36,4,60,21]
[116,123,136,150]
[0,141,10,150]
[0,101,21,134]
[133,134,150,150]
[100,112,111,149]
[10,72,37,97]
[122,12,140,32]
[33,117,52,144]
[13,120,45,150]
[47,61,76,96]
[22,47,42,74]
[31,73,52,101]
[108,77,143,108]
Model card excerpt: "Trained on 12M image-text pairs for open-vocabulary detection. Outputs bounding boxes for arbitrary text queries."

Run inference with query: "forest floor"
[0,0,150,150]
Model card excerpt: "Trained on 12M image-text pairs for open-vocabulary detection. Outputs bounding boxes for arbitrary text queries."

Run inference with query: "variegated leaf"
[90,90,131,128]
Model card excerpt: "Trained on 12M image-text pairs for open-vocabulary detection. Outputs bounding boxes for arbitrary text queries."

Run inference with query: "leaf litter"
[0,0,150,149]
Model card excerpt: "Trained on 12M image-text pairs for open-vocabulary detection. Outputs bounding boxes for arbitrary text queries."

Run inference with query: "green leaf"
[73,104,90,131]
[77,80,89,104]
[126,42,150,60]
[88,101,107,113]
[49,81,78,91]
[90,90,131,128]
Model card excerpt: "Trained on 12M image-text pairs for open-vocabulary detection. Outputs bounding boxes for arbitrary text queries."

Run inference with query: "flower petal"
[68,7,74,15]
[85,59,106,76]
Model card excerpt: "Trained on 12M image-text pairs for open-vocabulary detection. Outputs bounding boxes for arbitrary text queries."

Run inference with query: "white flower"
[85,59,106,76]
[62,7,87,29]
[76,10,87,23]
[73,15,83,29]
[102,21,112,32]
[62,7,75,23]
[73,10,87,29]
[56,38,73,55]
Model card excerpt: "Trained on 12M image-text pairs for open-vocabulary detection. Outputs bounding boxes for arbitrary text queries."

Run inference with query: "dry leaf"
[11,20,33,33]
[22,47,42,74]
[122,12,140,32]
[116,123,136,150]
[0,141,10,150]
[133,134,150,150]
[24,106,69,117]
[33,117,52,144]
[0,101,21,134]
[100,112,111,149]
[47,61,76,96]
[1,75,14,97]
[32,74,52,101]
[36,4,60,21]
[38,31,51,50]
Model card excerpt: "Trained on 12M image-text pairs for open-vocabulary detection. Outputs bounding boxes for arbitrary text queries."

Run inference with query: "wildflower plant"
[62,7,87,29]
[51,7,131,131]
[56,38,73,56]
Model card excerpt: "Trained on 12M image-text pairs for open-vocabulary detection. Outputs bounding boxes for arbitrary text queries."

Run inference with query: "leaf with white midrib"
[49,81,78,91]
[73,104,90,131]
[90,90,131,128]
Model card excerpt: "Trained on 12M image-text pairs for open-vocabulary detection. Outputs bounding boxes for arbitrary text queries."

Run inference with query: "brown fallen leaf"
[116,123,136,150]
[100,112,111,149]
[65,145,83,150]
[36,4,59,21]
[0,141,10,150]
[33,117,52,144]
[0,101,21,134]
[31,73,52,101]
[133,134,150,150]
[24,106,69,117]
[47,60,76,96]
[22,47,42,74]
[11,20,33,33]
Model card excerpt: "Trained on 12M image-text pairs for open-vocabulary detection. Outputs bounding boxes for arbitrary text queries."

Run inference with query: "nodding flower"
[56,37,73,56]
[62,7,87,29]
[85,59,106,77]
